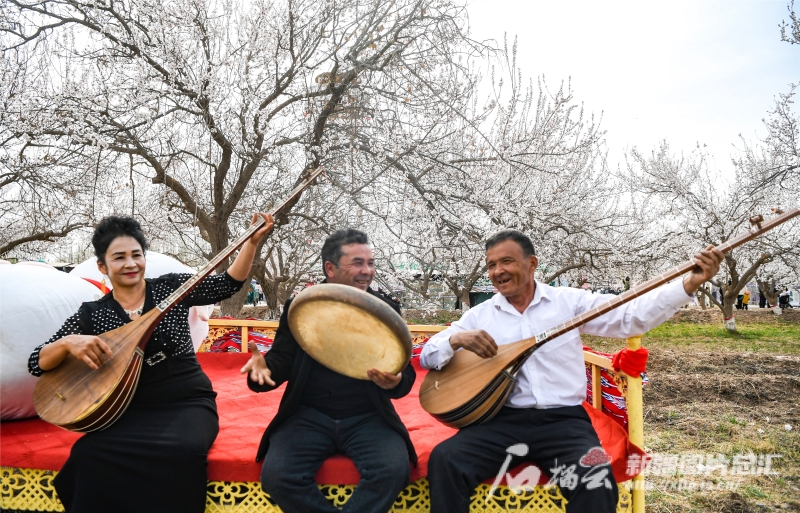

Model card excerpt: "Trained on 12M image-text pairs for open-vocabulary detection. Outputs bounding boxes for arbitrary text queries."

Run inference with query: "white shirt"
[420,279,692,409]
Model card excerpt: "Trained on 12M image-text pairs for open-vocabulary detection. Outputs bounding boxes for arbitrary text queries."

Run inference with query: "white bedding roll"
[0,264,102,420]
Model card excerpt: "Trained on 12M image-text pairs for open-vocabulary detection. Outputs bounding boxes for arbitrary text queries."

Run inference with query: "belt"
[144,351,168,366]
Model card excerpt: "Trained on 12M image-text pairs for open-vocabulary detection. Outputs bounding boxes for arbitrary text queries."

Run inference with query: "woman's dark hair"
[485,229,536,257]
[92,216,148,263]
[320,229,369,273]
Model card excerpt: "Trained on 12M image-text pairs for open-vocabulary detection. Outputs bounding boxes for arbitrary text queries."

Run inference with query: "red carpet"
[0,353,642,485]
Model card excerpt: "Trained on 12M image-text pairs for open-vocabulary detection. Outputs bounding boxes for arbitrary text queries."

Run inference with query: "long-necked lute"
[34,167,326,432]
[419,208,800,428]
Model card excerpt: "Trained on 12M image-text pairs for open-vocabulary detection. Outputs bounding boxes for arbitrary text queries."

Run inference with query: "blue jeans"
[261,406,410,513]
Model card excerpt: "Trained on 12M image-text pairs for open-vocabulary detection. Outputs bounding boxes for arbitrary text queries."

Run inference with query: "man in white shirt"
[421,230,722,513]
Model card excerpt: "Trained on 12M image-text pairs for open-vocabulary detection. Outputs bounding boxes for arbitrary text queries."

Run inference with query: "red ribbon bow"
[611,347,649,376]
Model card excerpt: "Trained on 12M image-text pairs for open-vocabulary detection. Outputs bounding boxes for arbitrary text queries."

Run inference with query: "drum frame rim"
[287,284,412,377]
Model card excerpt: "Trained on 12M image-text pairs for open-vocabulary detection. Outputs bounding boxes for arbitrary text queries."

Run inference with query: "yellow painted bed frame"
[1,322,645,513]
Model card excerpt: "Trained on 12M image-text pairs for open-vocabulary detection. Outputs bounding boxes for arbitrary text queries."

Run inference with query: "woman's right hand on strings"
[39,335,114,371]
[63,335,114,370]
[240,342,275,386]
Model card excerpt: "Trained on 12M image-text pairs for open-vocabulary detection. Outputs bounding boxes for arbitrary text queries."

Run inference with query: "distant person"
[255,282,263,304]
[247,282,257,307]
[779,288,791,309]
[623,276,630,291]
[759,290,766,308]
[742,290,750,310]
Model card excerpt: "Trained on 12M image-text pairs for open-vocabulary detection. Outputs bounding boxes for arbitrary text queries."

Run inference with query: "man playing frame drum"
[240,229,416,513]
[421,230,723,513]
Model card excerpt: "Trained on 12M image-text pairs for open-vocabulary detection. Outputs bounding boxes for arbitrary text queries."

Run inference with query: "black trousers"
[261,406,410,513]
[53,361,218,513]
[428,405,618,513]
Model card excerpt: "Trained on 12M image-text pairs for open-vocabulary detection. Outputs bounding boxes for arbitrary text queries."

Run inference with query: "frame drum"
[288,284,412,379]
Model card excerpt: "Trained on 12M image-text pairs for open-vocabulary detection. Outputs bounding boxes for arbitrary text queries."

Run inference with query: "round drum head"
[288,284,412,380]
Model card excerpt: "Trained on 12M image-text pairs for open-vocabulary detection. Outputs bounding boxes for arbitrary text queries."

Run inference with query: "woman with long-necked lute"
[28,213,273,513]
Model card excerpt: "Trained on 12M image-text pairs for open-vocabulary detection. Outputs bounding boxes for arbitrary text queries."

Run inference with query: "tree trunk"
[218,231,272,317]
[253,263,284,320]
[258,275,282,320]
[721,296,736,332]
[756,279,780,307]
[222,280,252,317]
[269,279,297,320]
[447,274,484,313]
[264,285,280,319]
[216,254,253,318]
[459,288,471,312]
[419,274,431,299]
[697,292,707,310]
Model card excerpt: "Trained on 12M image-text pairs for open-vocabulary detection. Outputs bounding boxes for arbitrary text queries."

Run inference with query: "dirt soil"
[644,348,800,512]
[647,351,800,410]
[230,305,271,319]
[699,492,768,513]
[669,308,800,325]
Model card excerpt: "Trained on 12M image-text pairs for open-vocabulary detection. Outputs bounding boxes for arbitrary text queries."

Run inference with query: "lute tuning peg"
[749,214,764,232]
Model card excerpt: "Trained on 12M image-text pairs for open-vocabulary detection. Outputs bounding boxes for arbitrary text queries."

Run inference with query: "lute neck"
[533,208,799,347]
[155,167,325,312]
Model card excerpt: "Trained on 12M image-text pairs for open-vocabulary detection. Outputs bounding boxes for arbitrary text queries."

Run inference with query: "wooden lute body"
[33,167,325,432]
[34,308,162,431]
[419,208,800,429]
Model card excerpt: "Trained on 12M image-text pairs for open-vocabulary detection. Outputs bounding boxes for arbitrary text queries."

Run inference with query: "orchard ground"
[234,305,800,512]
[585,309,800,513]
